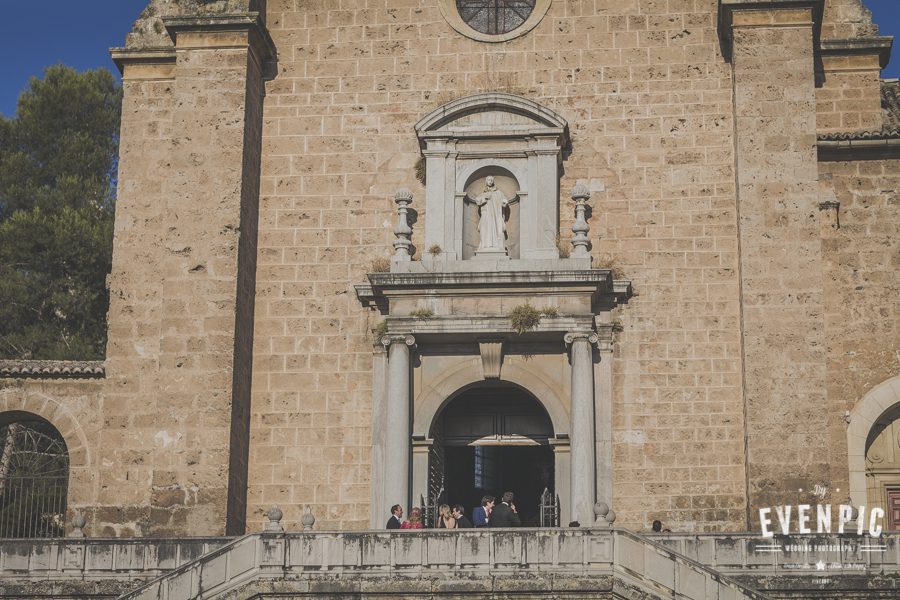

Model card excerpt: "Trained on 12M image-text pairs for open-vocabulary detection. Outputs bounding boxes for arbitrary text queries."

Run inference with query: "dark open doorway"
[429,384,555,526]
[444,445,553,525]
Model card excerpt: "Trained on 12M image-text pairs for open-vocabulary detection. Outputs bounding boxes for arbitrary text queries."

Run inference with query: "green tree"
[0,65,122,360]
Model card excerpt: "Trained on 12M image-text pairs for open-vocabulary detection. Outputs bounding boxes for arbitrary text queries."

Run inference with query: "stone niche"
[405,93,584,272]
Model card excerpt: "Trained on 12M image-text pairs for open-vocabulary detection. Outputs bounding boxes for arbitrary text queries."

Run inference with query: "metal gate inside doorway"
[0,418,69,538]
[428,384,555,526]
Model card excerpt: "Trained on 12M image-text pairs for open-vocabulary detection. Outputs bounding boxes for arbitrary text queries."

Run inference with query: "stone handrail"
[613,529,770,600]
[120,528,770,600]
[0,537,226,579]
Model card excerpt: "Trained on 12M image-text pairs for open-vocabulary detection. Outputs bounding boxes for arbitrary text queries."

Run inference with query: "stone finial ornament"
[570,184,591,258]
[301,505,316,531]
[593,501,615,528]
[69,513,87,538]
[266,505,284,532]
[393,188,414,261]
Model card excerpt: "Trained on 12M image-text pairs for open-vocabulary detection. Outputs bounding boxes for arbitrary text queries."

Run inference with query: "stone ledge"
[718,0,825,61]
[0,360,106,379]
[386,315,595,338]
[393,257,593,273]
[820,37,893,68]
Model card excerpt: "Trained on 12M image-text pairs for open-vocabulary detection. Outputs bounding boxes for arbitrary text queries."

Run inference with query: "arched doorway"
[429,383,555,526]
[0,412,69,537]
[865,403,900,530]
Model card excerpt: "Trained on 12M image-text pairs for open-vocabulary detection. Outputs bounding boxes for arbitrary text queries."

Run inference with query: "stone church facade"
[0,0,897,542]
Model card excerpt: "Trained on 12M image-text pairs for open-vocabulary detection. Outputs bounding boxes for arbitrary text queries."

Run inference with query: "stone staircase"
[118,528,770,600]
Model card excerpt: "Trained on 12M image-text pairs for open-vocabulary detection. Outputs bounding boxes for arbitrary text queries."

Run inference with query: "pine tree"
[0,65,121,359]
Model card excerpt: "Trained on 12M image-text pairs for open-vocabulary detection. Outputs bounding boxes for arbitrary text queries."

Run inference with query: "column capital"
[381,334,416,348]
[564,331,599,346]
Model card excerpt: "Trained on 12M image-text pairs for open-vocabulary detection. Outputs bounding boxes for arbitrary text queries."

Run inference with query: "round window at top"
[457,0,535,35]
[439,0,551,43]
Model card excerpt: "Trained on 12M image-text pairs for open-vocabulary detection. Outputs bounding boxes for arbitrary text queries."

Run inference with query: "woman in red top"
[401,507,424,529]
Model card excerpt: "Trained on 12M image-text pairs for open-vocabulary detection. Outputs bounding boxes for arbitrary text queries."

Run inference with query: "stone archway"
[411,359,572,524]
[0,389,91,471]
[426,382,557,526]
[412,358,570,439]
[847,375,900,508]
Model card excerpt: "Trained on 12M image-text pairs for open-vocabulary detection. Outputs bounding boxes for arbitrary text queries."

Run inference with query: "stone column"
[369,344,388,528]
[382,334,416,511]
[594,325,614,511]
[565,331,598,524]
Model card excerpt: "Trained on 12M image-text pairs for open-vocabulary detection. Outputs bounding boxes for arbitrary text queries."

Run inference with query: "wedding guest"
[438,504,457,529]
[452,505,473,528]
[386,504,403,529]
[473,495,494,528]
[402,506,424,529]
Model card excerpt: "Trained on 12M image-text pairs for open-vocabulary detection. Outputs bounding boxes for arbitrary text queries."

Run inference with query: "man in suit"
[452,505,474,528]
[472,495,494,528]
[489,492,521,528]
[386,504,403,529]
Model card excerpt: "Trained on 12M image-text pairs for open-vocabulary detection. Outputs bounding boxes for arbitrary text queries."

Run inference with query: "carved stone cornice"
[820,37,893,69]
[0,360,105,379]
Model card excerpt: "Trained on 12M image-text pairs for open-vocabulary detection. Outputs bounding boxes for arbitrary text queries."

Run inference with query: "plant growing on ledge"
[595,255,625,280]
[372,321,388,340]
[427,244,442,257]
[410,308,434,318]
[414,156,426,185]
[509,304,542,334]
[369,257,390,273]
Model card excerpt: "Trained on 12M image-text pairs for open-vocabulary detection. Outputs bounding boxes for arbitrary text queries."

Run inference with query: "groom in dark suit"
[386,504,403,529]
[489,492,521,527]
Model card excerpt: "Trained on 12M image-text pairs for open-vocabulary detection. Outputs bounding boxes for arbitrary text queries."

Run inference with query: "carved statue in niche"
[467,175,511,254]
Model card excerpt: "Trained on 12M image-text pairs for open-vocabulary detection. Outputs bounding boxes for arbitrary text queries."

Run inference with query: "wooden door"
[888,490,900,531]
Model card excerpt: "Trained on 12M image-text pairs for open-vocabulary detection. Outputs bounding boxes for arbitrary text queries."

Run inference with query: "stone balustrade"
[115,528,766,600]
[0,537,226,598]
[5,531,900,598]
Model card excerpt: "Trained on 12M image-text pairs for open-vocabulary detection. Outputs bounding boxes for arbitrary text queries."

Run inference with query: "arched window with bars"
[0,414,69,538]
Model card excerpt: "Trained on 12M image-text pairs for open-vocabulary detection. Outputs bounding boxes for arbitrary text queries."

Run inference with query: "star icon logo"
[815,561,826,571]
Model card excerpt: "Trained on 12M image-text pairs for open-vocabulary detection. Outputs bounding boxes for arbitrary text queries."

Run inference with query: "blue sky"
[0,0,898,117]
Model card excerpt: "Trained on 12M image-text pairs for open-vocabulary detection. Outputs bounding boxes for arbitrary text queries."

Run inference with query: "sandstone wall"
[250,0,746,532]
[0,0,894,538]
[727,4,831,523]
[820,158,900,494]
